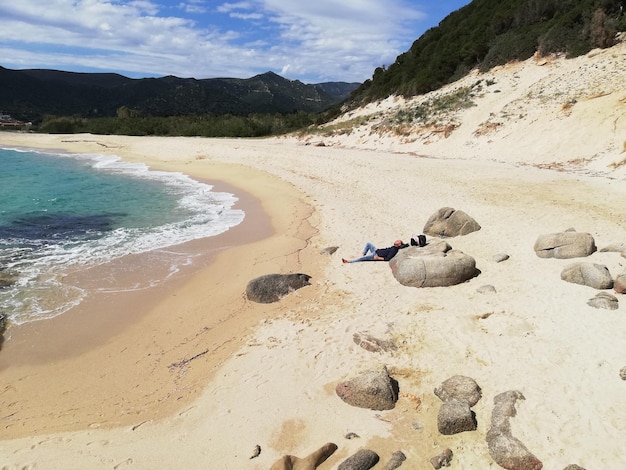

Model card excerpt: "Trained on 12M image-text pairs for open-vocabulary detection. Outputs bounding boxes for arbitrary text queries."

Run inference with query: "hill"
[349,0,625,106]
[0,68,359,123]
[297,37,626,180]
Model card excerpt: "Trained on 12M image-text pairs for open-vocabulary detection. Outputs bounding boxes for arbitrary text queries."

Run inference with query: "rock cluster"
[434,375,481,435]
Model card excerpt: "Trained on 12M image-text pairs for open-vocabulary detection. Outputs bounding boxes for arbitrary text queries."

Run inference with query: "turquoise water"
[0,146,244,324]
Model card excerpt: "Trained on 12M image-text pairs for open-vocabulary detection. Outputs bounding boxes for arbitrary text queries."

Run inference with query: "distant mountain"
[0,67,360,123]
[350,0,625,106]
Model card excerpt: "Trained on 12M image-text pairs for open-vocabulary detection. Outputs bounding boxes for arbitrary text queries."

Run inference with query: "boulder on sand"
[560,263,613,289]
[389,240,478,287]
[423,207,481,238]
[335,366,399,411]
[534,232,596,259]
[245,273,312,303]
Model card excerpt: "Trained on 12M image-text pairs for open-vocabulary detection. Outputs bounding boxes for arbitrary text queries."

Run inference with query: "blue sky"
[0,1,472,83]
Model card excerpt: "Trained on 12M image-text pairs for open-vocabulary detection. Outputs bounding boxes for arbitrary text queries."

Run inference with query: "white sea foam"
[0,148,245,324]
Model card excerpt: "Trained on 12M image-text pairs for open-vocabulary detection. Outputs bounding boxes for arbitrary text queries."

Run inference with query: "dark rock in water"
[434,375,482,407]
[270,442,338,470]
[423,207,481,237]
[587,292,619,310]
[335,366,399,411]
[614,274,626,294]
[430,448,453,469]
[383,450,407,470]
[389,240,478,288]
[437,399,477,435]
[337,449,380,470]
[0,271,18,289]
[560,263,613,289]
[0,313,7,349]
[245,273,311,303]
[353,332,397,353]
[486,390,543,470]
[534,231,596,259]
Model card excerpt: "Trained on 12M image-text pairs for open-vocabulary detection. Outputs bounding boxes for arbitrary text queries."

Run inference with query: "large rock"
[245,273,311,303]
[335,366,399,411]
[560,263,613,289]
[389,241,478,287]
[534,232,596,259]
[423,207,481,237]
[487,391,543,470]
[614,274,626,294]
[434,375,482,407]
[437,399,477,435]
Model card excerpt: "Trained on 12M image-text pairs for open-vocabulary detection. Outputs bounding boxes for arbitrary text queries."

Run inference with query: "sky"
[0,0,472,84]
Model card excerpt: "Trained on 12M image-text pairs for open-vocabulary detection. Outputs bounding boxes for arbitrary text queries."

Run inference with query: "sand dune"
[0,41,624,469]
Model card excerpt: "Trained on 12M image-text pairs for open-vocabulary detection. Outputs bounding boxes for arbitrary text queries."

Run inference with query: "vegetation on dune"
[350,0,626,107]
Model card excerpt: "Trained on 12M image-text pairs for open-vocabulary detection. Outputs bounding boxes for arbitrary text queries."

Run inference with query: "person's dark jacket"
[375,246,401,261]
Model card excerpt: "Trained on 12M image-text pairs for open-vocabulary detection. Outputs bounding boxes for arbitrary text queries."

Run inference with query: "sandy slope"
[0,41,625,469]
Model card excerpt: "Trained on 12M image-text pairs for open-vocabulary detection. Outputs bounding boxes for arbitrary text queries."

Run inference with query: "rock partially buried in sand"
[335,366,399,411]
[587,292,619,310]
[430,448,453,469]
[383,450,407,469]
[486,390,543,470]
[337,449,380,470]
[560,263,613,289]
[423,207,481,237]
[614,274,626,294]
[245,273,312,303]
[389,240,478,287]
[270,442,338,470]
[599,242,626,253]
[319,246,339,255]
[353,332,397,353]
[534,231,596,259]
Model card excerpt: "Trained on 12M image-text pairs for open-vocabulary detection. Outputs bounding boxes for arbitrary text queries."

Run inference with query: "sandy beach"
[0,42,625,469]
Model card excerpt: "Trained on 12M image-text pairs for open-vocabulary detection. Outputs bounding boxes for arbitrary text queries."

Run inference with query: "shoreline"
[0,128,624,469]
[0,132,321,437]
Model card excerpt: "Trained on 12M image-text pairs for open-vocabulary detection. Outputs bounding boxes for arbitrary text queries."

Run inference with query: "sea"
[0,146,245,325]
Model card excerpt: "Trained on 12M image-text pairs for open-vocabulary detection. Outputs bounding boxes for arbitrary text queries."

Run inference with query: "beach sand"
[0,42,625,469]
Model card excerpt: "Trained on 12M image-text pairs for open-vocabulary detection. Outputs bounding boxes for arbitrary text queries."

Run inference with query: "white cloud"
[0,0,438,83]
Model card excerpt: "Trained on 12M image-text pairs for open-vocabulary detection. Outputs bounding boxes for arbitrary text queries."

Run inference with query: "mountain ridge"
[0,66,360,123]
